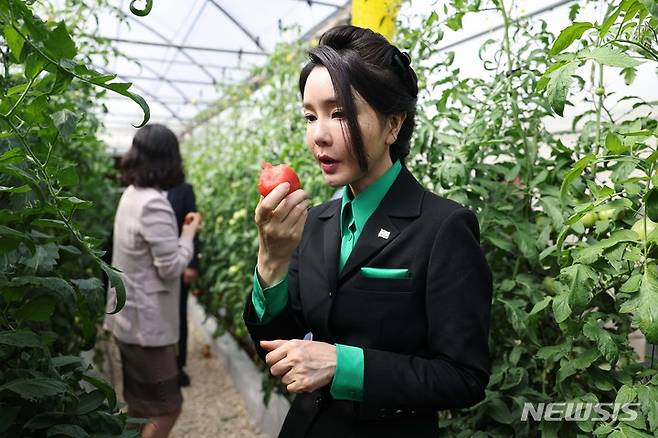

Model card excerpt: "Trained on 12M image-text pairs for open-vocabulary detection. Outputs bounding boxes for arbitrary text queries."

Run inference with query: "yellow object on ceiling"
[351,0,402,42]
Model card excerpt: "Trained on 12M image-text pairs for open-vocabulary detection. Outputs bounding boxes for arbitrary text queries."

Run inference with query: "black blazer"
[167,182,200,270]
[244,166,492,438]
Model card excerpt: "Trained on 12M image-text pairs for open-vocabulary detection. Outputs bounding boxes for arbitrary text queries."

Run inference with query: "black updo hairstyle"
[299,25,418,170]
[120,124,185,189]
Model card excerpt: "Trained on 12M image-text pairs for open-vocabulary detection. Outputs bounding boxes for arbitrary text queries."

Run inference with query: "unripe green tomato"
[595,87,605,96]
[535,215,549,227]
[598,208,616,221]
[542,276,559,294]
[631,217,658,240]
[580,212,599,228]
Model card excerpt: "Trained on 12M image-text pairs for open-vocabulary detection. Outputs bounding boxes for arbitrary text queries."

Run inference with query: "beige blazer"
[104,185,194,347]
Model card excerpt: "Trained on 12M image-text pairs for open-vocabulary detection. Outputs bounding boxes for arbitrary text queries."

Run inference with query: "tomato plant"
[0,0,147,435]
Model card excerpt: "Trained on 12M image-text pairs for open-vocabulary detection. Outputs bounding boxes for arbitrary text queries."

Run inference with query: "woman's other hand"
[261,339,336,393]
[255,183,308,286]
[181,212,202,239]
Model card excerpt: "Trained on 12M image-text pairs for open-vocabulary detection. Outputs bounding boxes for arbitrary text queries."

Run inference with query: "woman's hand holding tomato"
[181,212,202,239]
[254,164,308,287]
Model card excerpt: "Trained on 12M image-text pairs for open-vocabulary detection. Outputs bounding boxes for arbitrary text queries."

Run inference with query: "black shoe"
[178,370,191,387]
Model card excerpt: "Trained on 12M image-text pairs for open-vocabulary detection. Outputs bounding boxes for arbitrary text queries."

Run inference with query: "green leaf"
[25,52,47,79]
[446,11,464,31]
[529,296,552,316]
[81,374,116,411]
[641,0,658,19]
[56,165,79,187]
[10,276,74,300]
[583,319,619,363]
[618,424,653,438]
[99,82,150,128]
[543,61,578,116]
[4,25,24,59]
[60,196,92,209]
[0,147,26,165]
[101,261,125,314]
[16,295,56,322]
[605,132,627,153]
[0,330,41,347]
[615,385,637,405]
[487,397,513,424]
[572,348,600,369]
[574,230,639,264]
[621,274,642,293]
[46,425,88,438]
[550,22,593,55]
[646,187,658,222]
[600,1,626,37]
[622,67,637,85]
[0,184,31,193]
[559,264,597,314]
[130,0,153,16]
[71,278,103,292]
[560,154,596,203]
[557,363,577,382]
[0,225,34,252]
[51,109,79,142]
[51,355,83,368]
[76,390,106,415]
[25,412,68,430]
[539,196,564,228]
[620,264,658,343]
[0,378,68,400]
[44,22,77,59]
[584,46,643,68]
[552,292,572,323]
[636,385,658,431]
[23,243,60,273]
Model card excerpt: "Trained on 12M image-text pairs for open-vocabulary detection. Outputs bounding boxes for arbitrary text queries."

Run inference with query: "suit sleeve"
[362,208,492,410]
[141,195,194,281]
[183,184,200,270]
[243,239,309,362]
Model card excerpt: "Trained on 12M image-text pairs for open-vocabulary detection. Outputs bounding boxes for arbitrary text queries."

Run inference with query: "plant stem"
[499,0,533,207]
[593,62,604,185]
[2,76,36,119]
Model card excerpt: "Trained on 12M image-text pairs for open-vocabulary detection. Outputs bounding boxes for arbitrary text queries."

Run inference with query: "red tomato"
[184,212,202,225]
[258,162,301,197]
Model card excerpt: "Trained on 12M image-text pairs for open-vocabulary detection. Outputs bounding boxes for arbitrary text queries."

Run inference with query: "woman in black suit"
[244,25,493,438]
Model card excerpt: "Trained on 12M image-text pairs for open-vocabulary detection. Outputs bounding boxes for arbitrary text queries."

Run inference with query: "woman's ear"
[386,113,407,145]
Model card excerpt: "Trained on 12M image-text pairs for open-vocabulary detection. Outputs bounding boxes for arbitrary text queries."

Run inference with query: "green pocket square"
[360,267,410,279]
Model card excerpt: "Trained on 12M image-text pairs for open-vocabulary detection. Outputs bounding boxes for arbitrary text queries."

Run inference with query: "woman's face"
[303,66,398,196]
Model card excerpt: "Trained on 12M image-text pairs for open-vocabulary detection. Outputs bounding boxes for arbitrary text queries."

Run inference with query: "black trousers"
[177,278,189,370]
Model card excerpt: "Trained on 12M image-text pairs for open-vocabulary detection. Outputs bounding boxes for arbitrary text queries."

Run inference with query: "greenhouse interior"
[1,0,658,437]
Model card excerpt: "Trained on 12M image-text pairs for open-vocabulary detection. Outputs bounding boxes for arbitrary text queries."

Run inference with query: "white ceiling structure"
[83,0,350,154]
[77,0,655,154]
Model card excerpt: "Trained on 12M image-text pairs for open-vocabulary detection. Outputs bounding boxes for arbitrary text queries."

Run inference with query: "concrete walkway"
[101,321,267,438]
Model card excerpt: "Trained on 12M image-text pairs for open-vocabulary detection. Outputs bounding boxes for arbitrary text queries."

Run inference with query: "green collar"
[340,160,402,232]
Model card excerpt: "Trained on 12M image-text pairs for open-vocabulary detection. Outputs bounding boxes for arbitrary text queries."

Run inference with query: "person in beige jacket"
[104,124,201,438]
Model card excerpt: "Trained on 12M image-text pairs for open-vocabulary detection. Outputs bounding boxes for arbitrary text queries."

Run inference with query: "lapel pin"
[378,228,390,239]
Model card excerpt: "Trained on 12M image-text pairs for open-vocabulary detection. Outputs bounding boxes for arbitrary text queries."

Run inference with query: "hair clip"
[392,49,411,76]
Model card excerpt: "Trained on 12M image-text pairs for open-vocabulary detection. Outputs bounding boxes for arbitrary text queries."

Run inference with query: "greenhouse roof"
[83,0,657,154]
[85,0,350,153]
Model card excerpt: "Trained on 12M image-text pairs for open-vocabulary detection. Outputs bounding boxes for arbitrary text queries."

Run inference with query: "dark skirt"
[116,339,182,416]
